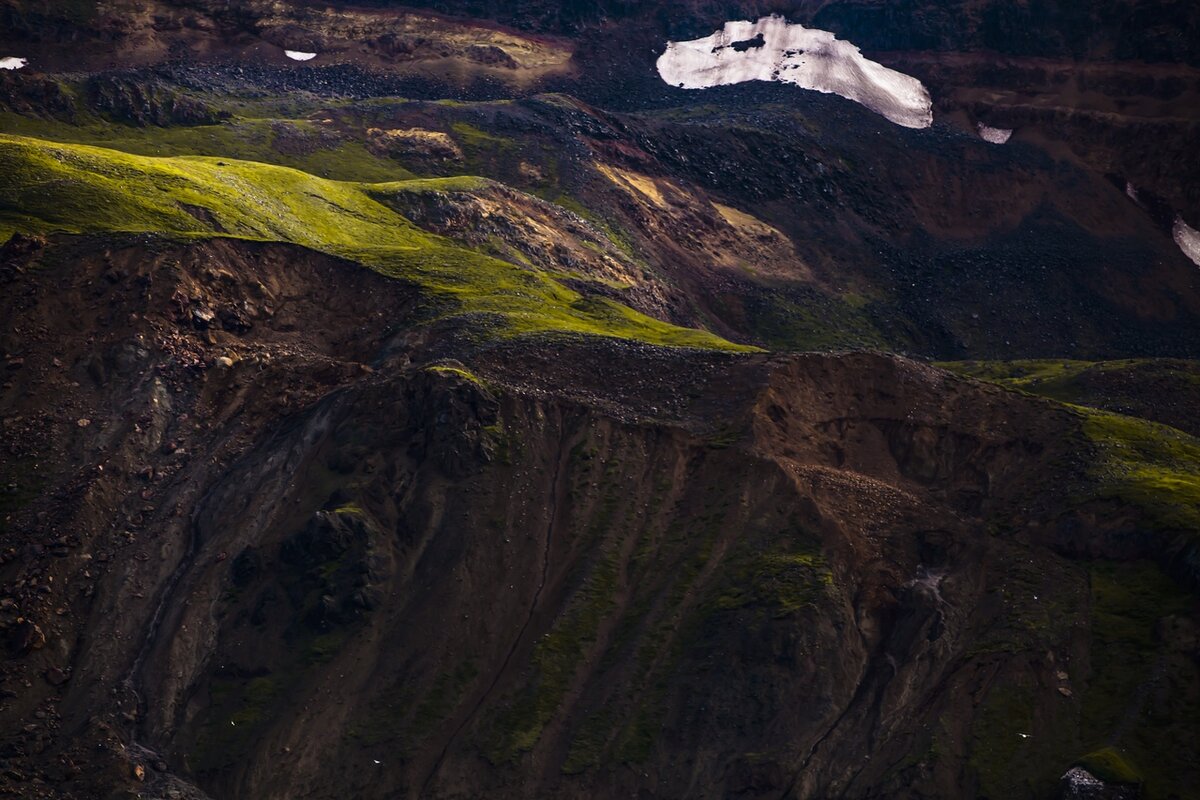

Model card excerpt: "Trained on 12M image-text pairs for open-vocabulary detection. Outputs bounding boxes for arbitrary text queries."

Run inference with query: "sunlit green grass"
[0,111,410,182]
[0,133,751,351]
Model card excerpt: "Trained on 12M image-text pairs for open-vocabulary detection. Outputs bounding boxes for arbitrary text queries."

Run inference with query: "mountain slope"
[0,134,745,351]
[1,2,1199,799]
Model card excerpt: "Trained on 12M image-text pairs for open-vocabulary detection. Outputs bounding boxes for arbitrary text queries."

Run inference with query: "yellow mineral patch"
[713,203,785,240]
[433,19,572,71]
[596,163,669,208]
[366,128,463,160]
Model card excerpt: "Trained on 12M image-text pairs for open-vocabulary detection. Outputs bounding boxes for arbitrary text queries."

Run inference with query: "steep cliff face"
[2,235,1197,799]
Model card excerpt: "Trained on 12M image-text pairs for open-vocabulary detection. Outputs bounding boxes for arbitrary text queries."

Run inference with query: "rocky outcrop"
[366,127,463,161]
[0,72,76,120]
[86,74,228,127]
[1059,767,1139,800]
[371,177,673,317]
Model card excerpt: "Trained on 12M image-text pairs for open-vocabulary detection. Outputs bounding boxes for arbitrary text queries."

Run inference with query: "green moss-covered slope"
[1080,410,1200,539]
[942,359,1200,550]
[941,359,1200,434]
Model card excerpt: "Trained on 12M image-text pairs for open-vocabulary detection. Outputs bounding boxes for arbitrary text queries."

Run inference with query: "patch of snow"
[656,15,932,129]
[1125,182,1139,202]
[1174,216,1200,268]
[977,123,1012,144]
[284,50,317,62]
[0,57,28,70]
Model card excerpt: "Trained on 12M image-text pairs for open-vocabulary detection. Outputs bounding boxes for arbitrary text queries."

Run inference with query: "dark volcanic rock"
[86,74,229,127]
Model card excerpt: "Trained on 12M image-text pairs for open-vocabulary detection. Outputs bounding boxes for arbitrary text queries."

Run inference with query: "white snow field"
[284,50,318,61]
[977,123,1013,144]
[0,57,28,70]
[1175,217,1200,267]
[656,15,932,129]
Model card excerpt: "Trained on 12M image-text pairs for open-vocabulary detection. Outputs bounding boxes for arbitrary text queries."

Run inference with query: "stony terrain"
[0,2,1198,799]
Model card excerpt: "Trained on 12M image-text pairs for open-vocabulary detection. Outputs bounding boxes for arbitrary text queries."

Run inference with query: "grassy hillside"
[0,133,751,351]
[1080,410,1200,539]
[941,360,1200,405]
[943,359,1200,552]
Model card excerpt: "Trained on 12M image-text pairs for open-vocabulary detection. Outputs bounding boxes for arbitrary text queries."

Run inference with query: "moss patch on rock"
[1074,747,1142,785]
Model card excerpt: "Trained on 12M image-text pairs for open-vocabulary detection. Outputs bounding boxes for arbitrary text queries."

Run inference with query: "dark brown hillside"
[1,235,1196,799]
